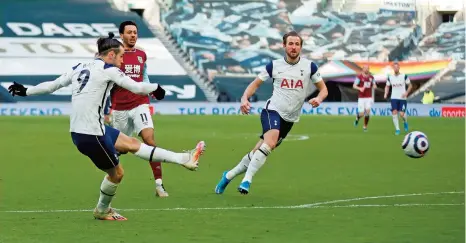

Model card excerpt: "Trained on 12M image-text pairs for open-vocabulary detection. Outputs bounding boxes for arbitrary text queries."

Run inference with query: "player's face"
[283,36,302,59]
[393,64,400,73]
[362,65,369,74]
[120,25,138,48]
[112,46,125,67]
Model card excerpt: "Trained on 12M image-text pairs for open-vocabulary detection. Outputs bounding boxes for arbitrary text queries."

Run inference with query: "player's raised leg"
[139,127,168,197]
[238,109,283,194]
[238,135,275,194]
[114,128,206,170]
[215,140,261,194]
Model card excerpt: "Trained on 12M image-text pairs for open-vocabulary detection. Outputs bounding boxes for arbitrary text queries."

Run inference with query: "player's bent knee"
[263,139,277,150]
[115,133,141,153]
[106,165,124,183]
[115,167,124,182]
[141,133,156,146]
[127,137,142,153]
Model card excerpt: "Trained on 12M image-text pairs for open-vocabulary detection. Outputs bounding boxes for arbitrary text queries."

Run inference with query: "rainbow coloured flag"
[320,60,451,82]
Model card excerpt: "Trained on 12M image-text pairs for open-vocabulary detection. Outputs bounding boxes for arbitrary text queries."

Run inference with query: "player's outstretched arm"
[8,73,72,97]
[240,77,263,114]
[106,67,165,100]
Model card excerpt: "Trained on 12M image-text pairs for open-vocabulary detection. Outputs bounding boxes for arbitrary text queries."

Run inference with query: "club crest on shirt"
[137,56,143,64]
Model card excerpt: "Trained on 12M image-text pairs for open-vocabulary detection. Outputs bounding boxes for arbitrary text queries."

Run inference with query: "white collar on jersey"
[284,56,301,66]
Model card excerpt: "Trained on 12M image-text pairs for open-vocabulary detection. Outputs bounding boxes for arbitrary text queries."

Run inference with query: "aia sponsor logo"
[441,107,465,117]
[280,79,303,89]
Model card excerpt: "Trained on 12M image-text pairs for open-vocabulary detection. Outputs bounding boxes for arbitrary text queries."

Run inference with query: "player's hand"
[151,85,165,100]
[8,82,27,97]
[401,92,407,98]
[384,94,388,100]
[308,97,322,108]
[359,87,365,92]
[240,97,251,114]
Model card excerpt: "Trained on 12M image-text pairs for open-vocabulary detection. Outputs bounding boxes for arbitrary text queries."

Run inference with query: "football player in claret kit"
[108,21,168,197]
[9,33,206,220]
[215,31,328,195]
[384,62,413,135]
[353,64,377,131]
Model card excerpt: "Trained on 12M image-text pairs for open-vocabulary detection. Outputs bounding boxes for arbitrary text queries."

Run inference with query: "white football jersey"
[26,59,159,136]
[257,57,323,122]
[387,73,410,100]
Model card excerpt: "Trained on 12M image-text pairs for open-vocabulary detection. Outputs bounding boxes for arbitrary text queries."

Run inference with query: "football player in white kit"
[8,33,206,220]
[384,62,413,135]
[215,31,328,195]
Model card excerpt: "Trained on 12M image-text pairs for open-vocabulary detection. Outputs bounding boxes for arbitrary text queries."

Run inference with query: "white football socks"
[242,143,272,183]
[226,151,253,180]
[96,176,119,212]
[134,143,187,165]
[392,114,400,130]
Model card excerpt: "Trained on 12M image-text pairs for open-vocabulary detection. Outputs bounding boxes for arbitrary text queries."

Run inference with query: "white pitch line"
[2,191,463,214]
[2,203,463,214]
[295,191,465,208]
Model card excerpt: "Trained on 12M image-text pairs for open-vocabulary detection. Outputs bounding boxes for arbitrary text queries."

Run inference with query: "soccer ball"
[401,131,430,158]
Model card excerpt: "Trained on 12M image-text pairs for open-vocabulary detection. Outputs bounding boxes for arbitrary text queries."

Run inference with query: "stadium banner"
[0,0,188,76]
[0,37,187,76]
[1,102,464,117]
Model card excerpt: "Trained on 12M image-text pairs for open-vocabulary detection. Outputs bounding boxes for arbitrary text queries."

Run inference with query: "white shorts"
[111,104,154,136]
[357,98,373,113]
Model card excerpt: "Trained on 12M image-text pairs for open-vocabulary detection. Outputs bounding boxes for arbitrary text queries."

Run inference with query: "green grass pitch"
[0,115,464,243]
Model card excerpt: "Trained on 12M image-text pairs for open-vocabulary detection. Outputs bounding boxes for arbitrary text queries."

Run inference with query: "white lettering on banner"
[1,102,464,117]
[5,23,118,37]
[0,27,3,35]
[0,38,187,75]
[62,23,98,37]
[43,23,73,37]
[0,107,63,116]
[7,23,42,36]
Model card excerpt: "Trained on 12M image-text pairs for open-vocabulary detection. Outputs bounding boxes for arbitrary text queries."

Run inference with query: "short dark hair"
[119,21,138,34]
[282,31,303,45]
[97,32,123,55]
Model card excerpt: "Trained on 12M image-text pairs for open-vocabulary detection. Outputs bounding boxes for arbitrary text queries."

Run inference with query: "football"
[402,131,430,158]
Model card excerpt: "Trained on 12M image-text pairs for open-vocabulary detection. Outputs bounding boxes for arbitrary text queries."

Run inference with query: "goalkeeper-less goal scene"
[0,0,464,242]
